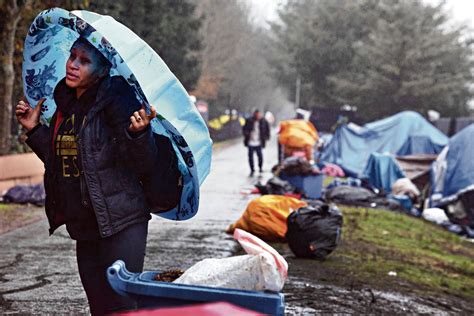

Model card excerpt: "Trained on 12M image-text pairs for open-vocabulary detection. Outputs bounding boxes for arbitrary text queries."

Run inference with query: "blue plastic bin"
[107,260,285,315]
[390,194,413,211]
[280,173,324,199]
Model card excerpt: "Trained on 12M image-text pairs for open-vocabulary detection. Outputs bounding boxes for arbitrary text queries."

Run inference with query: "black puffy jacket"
[26,76,180,238]
[242,117,270,148]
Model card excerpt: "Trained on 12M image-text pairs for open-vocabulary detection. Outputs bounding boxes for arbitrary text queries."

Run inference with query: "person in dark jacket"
[242,109,270,176]
[16,37,181,315]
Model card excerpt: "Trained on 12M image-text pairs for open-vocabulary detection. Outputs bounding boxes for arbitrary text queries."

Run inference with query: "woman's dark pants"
[76,221,148,315]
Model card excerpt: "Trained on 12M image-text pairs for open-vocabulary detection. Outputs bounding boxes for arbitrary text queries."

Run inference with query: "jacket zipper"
[76,118,89,208]
[77,119,113,237]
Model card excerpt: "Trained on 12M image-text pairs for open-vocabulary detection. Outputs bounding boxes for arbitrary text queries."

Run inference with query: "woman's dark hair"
[72,37,112,73]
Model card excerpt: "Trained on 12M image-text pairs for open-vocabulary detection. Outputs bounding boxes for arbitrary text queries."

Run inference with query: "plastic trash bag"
[422,208,449,225]
[286,202,343,259]
[392,178,420,199]
[173,229,288,292]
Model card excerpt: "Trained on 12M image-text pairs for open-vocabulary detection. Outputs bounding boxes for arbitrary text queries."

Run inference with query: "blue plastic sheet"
[431,124,474,206]
[362,153,405,193]
[396,135,445,156]
[22,8,212,220]
[320,111,448,177]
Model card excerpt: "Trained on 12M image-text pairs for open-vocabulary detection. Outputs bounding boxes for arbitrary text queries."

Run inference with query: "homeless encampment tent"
[431,124,474,226]
[227,195,307,241]
[396,135,445,156]
[320,111,448,177]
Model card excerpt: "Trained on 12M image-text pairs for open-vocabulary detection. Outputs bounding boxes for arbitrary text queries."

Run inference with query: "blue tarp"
[362,153,405,193]
[320,111,448,177]
[431,124,474,206]
[396,135,445,156]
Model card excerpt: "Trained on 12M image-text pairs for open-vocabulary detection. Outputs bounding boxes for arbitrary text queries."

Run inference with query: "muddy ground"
[1,139,473,314]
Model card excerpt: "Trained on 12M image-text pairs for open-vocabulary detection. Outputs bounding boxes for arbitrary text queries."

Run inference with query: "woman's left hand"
[128,105,157,133]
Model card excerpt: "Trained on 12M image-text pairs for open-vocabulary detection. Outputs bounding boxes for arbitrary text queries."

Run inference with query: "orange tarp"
[278,120,318,148]
[227,195,307,241]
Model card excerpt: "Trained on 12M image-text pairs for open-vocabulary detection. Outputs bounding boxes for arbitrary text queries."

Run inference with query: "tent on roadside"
[320,111,448,177]
[431,124,474,226]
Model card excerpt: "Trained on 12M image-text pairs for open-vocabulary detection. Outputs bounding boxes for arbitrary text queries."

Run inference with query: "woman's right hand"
[15,98,45,131]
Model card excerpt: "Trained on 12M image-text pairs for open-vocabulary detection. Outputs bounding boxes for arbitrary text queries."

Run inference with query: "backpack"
[286,203,343,259]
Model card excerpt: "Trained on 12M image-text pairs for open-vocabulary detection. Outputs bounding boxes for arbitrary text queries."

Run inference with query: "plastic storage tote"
[280,173,324,199]
[107,260,285,315]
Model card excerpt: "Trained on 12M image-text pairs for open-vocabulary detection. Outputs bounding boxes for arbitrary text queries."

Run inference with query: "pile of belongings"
[279,120,318,161]
[271,157,323,199]
[275,157,319,176]
[228,195,344,260]
[2,184,45,206]
[227,195,307,241]
[321,163,345,177]
[255,177,302,196]
[326,177,362,191]
[324,185,403,211]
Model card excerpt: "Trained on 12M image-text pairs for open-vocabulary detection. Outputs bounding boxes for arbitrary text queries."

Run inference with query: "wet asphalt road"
[0,138,275,315]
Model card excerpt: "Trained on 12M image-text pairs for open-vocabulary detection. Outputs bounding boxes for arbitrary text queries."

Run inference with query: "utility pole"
[295,74,301,109]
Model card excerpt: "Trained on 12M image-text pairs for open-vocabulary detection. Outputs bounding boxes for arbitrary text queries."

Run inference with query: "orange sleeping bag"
[227,195,308,241]
[278,120,318,148]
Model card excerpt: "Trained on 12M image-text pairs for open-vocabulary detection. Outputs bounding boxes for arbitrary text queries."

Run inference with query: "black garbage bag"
[286,203,343,259]
[255,176,301,195]
[2,184,45,206]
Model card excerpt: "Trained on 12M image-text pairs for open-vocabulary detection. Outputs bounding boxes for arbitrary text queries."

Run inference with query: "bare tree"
[0,0,30,155]
[192,0,291,118]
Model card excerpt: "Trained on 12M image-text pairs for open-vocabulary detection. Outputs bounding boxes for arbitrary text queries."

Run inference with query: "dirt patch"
[284,278,469,314]
[278,245,474,314]
[153,269,184,282]
[0,204,45,235]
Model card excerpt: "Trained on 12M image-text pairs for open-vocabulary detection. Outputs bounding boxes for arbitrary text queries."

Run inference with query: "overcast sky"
[247,0,474,29]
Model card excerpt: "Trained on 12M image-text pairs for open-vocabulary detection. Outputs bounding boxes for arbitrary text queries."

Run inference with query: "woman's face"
[65,42,105,96]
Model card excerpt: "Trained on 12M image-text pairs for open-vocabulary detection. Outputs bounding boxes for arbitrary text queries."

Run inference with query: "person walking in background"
[243,109,270,176]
